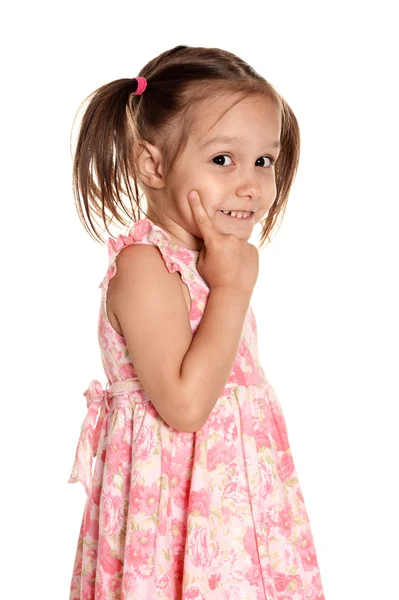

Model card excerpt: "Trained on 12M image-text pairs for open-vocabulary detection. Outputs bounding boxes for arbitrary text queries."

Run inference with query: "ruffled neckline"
[143,217,201,254]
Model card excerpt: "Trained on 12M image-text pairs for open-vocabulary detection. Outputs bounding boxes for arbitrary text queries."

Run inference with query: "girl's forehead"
[189,96,281,148]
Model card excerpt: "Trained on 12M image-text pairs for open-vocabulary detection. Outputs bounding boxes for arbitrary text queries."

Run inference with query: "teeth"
[221,210,252,219]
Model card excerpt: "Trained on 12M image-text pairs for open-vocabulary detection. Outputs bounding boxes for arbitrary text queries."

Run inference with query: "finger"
[188,191,217,246]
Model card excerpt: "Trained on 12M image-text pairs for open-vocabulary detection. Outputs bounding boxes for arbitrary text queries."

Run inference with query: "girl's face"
[148,93,281,251]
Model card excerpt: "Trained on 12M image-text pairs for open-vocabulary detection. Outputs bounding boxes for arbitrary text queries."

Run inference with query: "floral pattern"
[68,217,325,599]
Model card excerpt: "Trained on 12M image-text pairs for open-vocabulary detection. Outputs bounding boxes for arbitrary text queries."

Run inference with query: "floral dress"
[67,217,326,600]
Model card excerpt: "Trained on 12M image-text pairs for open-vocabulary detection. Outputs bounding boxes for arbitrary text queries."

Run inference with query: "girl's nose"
[235,170,262,200]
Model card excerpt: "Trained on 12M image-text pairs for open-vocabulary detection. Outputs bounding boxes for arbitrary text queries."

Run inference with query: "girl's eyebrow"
[200,135,281,150]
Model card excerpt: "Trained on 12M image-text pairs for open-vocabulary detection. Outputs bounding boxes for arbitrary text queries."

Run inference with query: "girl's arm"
[179,286,250,431]
[110,243,250,433]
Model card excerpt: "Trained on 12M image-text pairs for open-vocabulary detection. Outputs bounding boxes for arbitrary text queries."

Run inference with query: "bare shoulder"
[107,244,191,332]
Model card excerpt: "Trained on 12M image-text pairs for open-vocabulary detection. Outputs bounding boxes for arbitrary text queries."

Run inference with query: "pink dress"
[68,217,326,600]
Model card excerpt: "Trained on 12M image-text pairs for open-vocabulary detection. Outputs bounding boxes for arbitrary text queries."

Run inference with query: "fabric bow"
[67,379,110,496]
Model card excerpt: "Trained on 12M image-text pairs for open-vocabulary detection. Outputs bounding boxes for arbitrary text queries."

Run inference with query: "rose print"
[188,526,212,568]
[188,488,211,516]
[101,492,123,537]
[185,585,206,599]
[224,479,250,505]
[277,451,295,482]
[258,459,274,497]
[297,528,319,571]
[224,586,244,600]
[134,424,156,460]
[207,440,237,471]
[222,414,238,443]
[208,573,221,590]
[98,538,122,575]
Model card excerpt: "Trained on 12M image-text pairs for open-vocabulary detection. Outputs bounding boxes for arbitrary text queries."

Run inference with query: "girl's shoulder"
[98,217,200,291]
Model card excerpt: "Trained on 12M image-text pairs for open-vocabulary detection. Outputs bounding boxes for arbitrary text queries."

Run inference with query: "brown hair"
[71,45,300,250]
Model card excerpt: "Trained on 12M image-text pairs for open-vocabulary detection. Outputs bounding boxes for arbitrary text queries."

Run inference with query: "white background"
[2,1,398,598]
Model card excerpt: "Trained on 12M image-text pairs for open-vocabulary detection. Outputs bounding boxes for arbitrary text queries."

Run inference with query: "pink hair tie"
[133,76,147,95]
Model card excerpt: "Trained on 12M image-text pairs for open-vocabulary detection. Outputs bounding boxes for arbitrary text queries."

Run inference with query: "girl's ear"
[134,140,166,190]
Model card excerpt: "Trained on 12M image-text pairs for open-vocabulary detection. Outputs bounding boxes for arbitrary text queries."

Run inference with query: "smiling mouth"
[218,210,255,221]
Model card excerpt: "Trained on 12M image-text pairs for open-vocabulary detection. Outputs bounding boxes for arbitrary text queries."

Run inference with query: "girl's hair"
[72,45,300,250]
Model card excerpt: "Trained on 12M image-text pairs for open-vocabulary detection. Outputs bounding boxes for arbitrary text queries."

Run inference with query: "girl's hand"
[188,191,259,298]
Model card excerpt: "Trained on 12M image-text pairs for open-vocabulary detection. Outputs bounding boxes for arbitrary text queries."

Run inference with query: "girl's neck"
[144,210,203,252]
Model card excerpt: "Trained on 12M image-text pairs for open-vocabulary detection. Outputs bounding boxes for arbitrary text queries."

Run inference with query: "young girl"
[67,45,326,600]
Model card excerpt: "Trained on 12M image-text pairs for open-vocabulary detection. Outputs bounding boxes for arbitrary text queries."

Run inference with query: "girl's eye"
[256,156,276,168]
[212,154,276,167]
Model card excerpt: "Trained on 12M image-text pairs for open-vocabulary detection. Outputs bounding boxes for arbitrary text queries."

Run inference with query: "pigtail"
[72,78,142,243]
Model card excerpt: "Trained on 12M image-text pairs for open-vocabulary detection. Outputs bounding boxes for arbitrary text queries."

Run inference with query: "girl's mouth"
[218,210,255,221]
